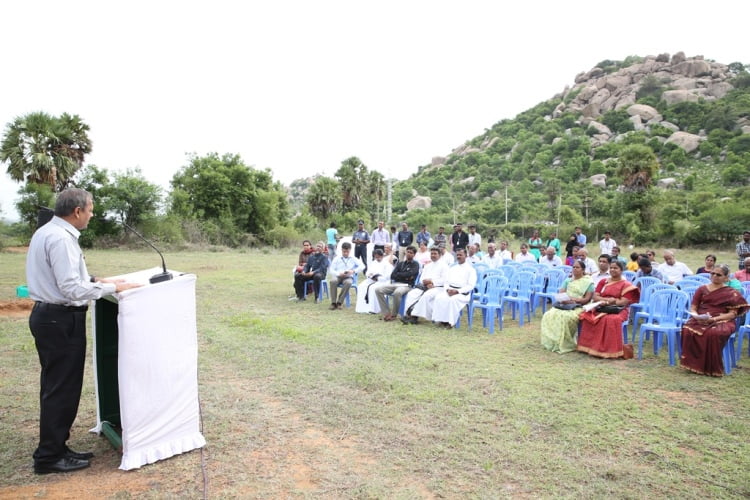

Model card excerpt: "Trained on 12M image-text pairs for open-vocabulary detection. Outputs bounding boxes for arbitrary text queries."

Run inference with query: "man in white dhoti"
[401,247,448,324]
[355,249,393,314]
[412,248,477,328]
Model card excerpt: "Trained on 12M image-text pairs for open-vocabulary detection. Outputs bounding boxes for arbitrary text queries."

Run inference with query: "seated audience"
[577,248,597,274]
[658,250,693,285]
[411,249,477,329]
[564,234,578,266]
[591,254,612,284]
[635,257,665,284]
[577,260,639,358]
[611,246,627,266]
[481,242,503,269]
[328,242,362,310]
[626,252,640,272]
[498,241,513,262]
[414,241,432,267]
[401,247,448,324]
[540,246,563,268]
[355,249,393,314]
[540,260,594,353]
[733,257,750,281]
[374,246,420,321]
[681,264,749,376]
[293,241,327,301]
[696,254,717,275]
[514,243,536,263]
[466,243,482,264]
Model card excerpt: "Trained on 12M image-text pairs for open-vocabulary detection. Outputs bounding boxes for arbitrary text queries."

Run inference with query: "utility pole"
[386,177,392,225]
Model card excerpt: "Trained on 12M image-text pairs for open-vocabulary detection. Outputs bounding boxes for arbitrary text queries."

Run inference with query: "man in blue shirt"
[635,257,665,284]
[416,224,431,246]
[396,222,414,261]
[575,226,587,247]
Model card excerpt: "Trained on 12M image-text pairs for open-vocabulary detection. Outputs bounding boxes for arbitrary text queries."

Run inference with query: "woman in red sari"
[681,264,749,376]
[577,260,639,358]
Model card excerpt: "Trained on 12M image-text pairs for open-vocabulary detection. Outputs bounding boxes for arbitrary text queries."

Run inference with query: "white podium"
[91,268,206,470]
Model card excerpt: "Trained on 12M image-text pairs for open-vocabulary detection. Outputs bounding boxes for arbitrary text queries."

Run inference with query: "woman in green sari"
[541,260,594,353]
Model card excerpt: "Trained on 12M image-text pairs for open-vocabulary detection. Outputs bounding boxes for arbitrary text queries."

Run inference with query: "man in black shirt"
[374,246,420,321]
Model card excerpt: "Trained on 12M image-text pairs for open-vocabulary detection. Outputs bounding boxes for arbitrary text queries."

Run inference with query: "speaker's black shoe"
[65,446,94,460]
[34,457,90,474]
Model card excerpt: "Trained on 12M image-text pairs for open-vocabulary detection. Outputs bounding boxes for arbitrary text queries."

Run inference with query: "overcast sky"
[1,0,748,221]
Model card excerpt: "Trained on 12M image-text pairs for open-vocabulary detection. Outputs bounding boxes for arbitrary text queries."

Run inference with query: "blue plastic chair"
[736,311,750,362]
[303,278,329,302]
[468,275,508,333]
[681,275,710,285]
[629,277,667,341]
[630,284,676,343]
[332,272,358,307]
[740,281,750,300]
[534,269,567,315]
[622,270,637,282]
[501,271,535,326]
[636,289,690,363]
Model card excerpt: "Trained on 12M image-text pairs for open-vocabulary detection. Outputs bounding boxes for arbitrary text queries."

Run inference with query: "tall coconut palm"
[1,111,92,191]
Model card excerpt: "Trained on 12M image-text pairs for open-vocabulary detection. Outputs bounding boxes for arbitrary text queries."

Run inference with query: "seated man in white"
[355,249,393,314]
[412,248,477,329]
[539,246,563,268]
[466,243,482,264]
[401,247,448,324]
[329,242,362,310]
[374,246,420,321]
[498,241,513,263]
[481,242,503,269]
[514,243,536,263]
[657,250,693,285]
[577,247,597,275]
[440,246,455,266]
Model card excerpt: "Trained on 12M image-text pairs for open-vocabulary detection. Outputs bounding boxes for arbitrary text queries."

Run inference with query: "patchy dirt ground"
[0,299,33,318]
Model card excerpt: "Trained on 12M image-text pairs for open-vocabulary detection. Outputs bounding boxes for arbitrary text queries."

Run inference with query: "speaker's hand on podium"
[100,278,144,292]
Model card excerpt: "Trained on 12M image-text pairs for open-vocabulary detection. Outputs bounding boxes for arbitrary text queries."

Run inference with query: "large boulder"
[590,174,607,188]
[627,104,661,122]
[406,196,432,211]
[665,131,702,153]
[662,89,700,106]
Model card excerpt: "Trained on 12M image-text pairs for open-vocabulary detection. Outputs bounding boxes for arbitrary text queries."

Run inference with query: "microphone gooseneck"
[121,222,174,284]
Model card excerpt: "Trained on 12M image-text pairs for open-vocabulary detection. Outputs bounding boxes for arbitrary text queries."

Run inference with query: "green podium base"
[100,421,123,452]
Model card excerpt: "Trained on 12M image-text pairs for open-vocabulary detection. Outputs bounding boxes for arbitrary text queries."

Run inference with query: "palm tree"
[616,144,659,192]
[1,111,92,191]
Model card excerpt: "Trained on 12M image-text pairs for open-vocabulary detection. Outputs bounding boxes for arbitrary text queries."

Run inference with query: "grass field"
[1,246,749,499]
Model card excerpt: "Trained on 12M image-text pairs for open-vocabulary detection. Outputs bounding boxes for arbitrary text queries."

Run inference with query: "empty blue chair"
[736,311,750,362]
[629,277,668,341]
[501,271,535,326]
[681,275,710,285]
[636,288,690,363]
[534,269,567,315]
[631,284,676,343]
[623,270,637,282]
[468,275,508,333]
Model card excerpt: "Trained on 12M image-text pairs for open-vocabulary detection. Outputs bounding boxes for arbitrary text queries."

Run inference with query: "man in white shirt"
[498,241,513,262]
[657,250,693,285]
[412,248,477,328]
[481,243,503,269]
[540,246,563,268]
[599,231,616,256]
[329,242,362,309]
[468,224,482,248]
[590,254,612,284]
[440,246,455,266]
[27,188,141,475]
[466,243,482,264]
[514,243,536,263]
[370,220,390,254]
[577,248,597,275]
[401,247,448,324]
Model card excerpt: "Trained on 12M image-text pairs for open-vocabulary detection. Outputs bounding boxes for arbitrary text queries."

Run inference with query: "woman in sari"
[680,264,749,376]
[540,260,594,353]
[355,249,393,314]
[577,260,639,358]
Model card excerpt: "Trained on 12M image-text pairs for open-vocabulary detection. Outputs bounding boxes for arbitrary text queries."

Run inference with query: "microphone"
[121,222,174,284]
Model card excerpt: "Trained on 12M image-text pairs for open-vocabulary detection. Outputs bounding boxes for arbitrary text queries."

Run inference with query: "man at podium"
[26,188,141,474]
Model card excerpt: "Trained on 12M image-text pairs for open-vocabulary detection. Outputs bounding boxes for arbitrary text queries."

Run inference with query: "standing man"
[575,226,587,248]
[374,245,420,321]
[329,242,361,309]
[433,226,447,250]
[450,223,469,254]
[352,220,370,273]
[737,231,750,271]
[27,188,141,474]
[416,224,431,247]
[371,220,390,255]
[467,224,482,248]
[396,222,414,261]
[545,232,561,257]
[599,231,616,256]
